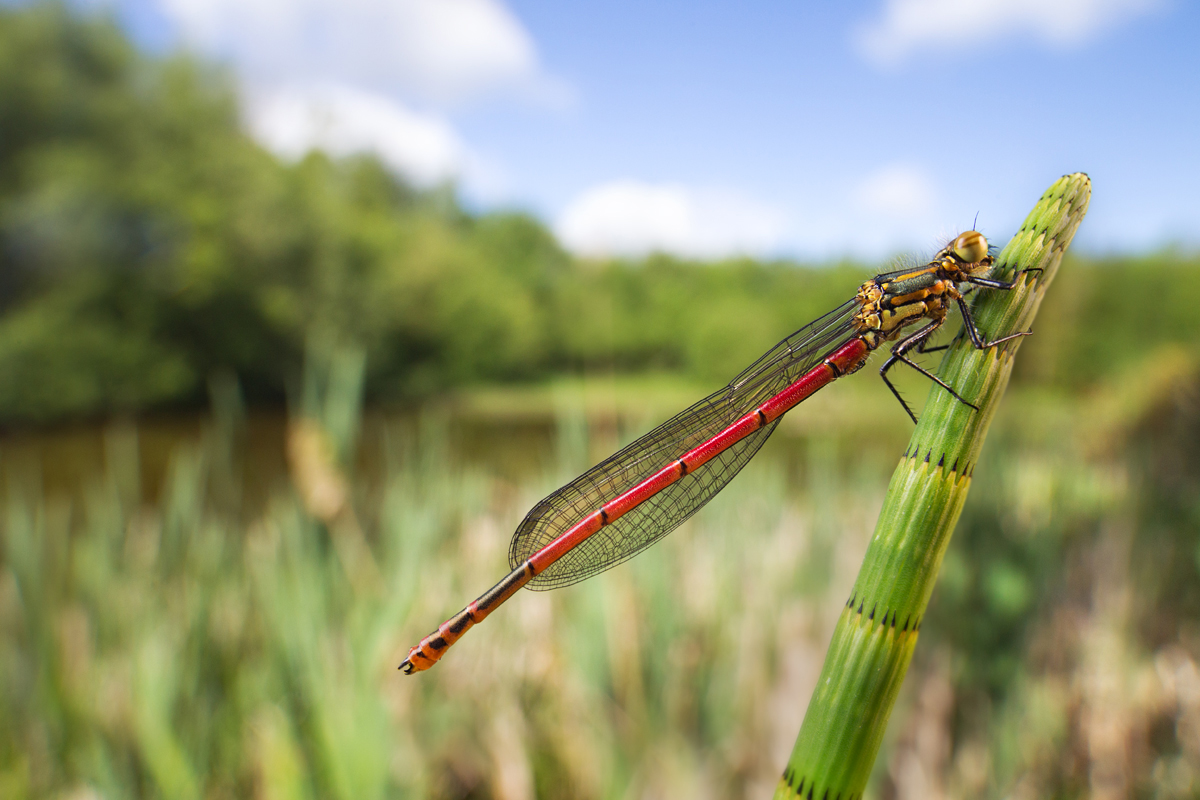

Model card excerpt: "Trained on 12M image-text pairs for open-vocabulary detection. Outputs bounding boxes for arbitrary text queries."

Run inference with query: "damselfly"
[401,231,1031,674]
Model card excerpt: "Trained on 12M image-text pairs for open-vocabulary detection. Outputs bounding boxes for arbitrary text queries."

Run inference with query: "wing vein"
[510,299,860,589]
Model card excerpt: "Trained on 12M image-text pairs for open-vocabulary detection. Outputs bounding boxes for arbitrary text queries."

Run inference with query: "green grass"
[0,358,887,798]
[7,245,1200,796]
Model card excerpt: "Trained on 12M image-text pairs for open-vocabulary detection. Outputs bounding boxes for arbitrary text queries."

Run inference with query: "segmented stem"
[774,173,1092,799]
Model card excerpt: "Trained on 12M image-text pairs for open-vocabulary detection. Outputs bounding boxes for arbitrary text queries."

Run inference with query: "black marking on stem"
[951,458,959,474]
[924,450,931,463]
[902,615,910,632]
[937,454,945,468]
[868,605,875,621]
[857,601,864,615]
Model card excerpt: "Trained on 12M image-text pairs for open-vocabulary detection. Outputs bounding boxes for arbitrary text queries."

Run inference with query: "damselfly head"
[950,231,989,265]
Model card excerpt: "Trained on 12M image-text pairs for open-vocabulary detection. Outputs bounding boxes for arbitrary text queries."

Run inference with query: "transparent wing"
[510,300,860,589]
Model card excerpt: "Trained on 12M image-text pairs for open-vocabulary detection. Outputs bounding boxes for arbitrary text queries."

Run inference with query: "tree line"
[0,3,1195,423]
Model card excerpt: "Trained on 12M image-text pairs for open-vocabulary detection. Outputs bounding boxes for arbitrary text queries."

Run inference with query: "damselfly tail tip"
[400,643,435,674]
[398,652,422,676]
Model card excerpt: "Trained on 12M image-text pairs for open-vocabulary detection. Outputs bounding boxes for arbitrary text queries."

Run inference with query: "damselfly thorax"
[854,231,993,347]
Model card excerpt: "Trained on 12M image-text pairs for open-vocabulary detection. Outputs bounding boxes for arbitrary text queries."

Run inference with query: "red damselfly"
[401,231,1032,674]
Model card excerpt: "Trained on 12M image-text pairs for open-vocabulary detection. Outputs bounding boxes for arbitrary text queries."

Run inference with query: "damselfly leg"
[962,267,1044,291]
[879,317,978,424]
[879,277,1033,423]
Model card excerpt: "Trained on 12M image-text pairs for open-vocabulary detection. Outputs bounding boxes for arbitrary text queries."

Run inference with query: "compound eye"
[952,231,988,264]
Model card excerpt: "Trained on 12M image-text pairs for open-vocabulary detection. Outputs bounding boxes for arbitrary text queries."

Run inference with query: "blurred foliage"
[2,4,1199,426]
[4,4,1200,797]
[5,338,1200,799]
[0,3,856,423]
[0,346,869,799]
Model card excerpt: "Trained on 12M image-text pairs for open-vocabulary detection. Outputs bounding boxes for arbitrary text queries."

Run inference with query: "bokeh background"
[2,1,1199,798]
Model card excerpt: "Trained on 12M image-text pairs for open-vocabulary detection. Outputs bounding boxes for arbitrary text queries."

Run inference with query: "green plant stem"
[774,173,1092,799]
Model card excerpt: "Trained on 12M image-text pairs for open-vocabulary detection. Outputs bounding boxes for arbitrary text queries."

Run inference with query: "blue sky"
[89,0,1200,259]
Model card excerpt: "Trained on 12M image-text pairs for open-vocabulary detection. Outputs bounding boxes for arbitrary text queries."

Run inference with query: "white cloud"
[854,163,936,220]
[556,181,787,259]
[856,0,1162,66]
[245,83,467,185]
[778,164,949,258]
[160,0,562,106]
